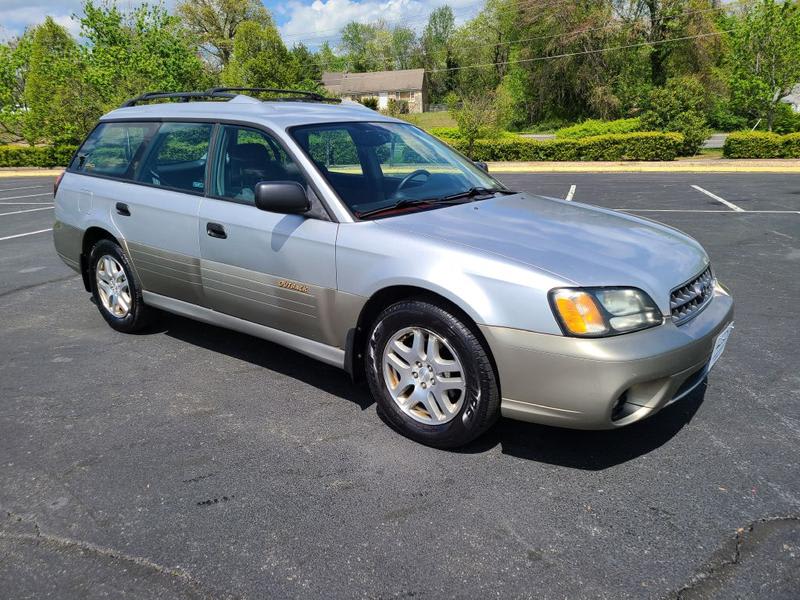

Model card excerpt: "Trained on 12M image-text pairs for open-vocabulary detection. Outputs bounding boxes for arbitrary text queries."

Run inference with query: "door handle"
[206,222,227,239]
[115,202,130,216]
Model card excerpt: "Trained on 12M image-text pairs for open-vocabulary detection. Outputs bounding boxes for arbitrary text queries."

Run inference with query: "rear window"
[70,122,157,178]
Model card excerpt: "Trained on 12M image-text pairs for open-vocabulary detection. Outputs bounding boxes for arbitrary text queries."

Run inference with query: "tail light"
[54,171,64,196]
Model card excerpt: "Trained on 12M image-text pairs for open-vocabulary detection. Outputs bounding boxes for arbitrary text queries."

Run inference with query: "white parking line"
[690,185,745,212]
[0,185,49,192]
[0,193,52,201]
[565,185,576,201]
[0,206,54,217]
[616,209,800,214]
[0,228,53,242]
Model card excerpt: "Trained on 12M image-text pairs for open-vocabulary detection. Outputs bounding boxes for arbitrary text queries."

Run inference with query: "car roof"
[100,95,401,130]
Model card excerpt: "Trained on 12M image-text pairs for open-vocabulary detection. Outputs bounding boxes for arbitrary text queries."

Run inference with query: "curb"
[0,169,64,178]
[488,160,800,173]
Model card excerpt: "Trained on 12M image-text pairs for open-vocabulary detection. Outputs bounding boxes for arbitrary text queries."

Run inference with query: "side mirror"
[474,161,489,173]
[254,181,310,214]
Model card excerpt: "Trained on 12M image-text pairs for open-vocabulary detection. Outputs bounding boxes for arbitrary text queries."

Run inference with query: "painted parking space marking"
[690,185,745,212]
[0,185,50,193]
[0,228,53,242]
[616,209,799,214]
[0,193,52,201]
[0,206,54,217]
[565,185,576,201]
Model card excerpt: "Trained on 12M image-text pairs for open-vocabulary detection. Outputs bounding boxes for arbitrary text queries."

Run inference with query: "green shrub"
[722,131,783,158]
[359,97,378,110]
[386,99,409,116]
[0,144,77,167]
[640,76,711,155]
[428,127,462,140]
[555,118,642,139]
[438,132,683,162]
[772,103,800,134]
[782,133,800,158]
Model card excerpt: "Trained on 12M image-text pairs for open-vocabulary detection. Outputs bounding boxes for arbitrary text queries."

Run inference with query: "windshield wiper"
[356,187,517,220]
[440,186,516,202]
[355,197,459,219]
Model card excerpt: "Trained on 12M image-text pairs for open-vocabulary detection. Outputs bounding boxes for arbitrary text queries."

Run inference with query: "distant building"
[781,84,800,112]
[322,69,427,113]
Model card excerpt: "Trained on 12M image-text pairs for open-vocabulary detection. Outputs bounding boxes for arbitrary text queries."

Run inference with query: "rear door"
[116,121,214,305]
[198,124,338,345]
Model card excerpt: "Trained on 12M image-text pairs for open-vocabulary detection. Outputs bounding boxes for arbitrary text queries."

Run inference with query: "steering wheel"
[396,169,431,192]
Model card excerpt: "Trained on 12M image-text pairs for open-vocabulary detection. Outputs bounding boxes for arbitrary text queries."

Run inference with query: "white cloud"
[279,0,480,47]
[0,1,84,40]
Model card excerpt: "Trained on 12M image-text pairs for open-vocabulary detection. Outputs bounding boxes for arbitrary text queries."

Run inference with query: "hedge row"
[436,132,685,161]
[722,131,800,158]
[0,145,77,168]
[554,117,642,139]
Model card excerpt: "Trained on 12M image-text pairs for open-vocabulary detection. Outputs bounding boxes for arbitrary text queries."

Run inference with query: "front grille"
[670,267,714,325]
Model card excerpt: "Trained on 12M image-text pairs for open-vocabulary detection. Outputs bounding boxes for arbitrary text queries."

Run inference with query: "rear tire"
[366,299,500,448]
[88,239,152,333]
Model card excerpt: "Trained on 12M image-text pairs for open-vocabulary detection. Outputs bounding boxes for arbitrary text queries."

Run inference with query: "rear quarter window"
[71,122,156,178]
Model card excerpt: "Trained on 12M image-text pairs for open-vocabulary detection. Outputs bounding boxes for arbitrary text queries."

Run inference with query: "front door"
[198,124,338,345]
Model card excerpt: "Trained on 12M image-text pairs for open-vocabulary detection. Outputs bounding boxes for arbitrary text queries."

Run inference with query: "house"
[321,69,427,113]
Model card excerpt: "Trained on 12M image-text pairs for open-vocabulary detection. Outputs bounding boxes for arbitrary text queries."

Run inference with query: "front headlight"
[549,287,663,337]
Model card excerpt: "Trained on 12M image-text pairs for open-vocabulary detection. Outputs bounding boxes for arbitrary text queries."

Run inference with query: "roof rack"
[120,87,340,108]
[207,87,340,103]
[120,91,236,108]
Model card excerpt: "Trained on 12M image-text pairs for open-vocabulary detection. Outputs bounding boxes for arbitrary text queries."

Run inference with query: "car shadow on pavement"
[152,311,705,469]
[156,312,375,411]
[461,385,707,470]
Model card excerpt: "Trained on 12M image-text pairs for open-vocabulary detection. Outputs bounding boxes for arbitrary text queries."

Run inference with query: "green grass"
[399,112,456,130]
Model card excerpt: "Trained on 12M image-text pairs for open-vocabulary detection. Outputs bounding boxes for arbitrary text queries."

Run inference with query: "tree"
[290,43,322,90]
[221,20,293,88]
[449,92,500,155]
[339,20,419,72]
[421,6,458,102]
[79,1,208,109]
[176,0,272,68]
[24,18,82,144]
[0,32,36,144]
[318,42,345,73]
[729,0,800,130]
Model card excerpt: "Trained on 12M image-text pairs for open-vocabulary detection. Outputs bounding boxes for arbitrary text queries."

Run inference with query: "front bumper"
[479,287,734,429]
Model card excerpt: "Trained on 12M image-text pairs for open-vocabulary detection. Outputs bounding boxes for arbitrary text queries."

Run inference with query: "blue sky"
[0,0,481,45]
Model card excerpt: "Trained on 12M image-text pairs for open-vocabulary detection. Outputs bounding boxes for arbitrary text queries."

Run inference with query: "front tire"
[88,239,152,333]
[366,299,500,448]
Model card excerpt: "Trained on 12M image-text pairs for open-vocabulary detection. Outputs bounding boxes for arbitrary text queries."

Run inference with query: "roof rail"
[120,88,341,108]
[120,91,235,108]
[207,87,341,103]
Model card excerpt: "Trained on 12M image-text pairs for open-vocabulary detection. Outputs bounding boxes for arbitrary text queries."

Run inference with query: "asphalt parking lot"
[1,172,798,599]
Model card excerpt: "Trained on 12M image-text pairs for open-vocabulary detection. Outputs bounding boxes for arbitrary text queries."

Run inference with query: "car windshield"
[290,122,506,219]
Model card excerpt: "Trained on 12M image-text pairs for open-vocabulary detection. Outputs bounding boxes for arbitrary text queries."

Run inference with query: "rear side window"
[71,122,156,178]
[137,122,213,193]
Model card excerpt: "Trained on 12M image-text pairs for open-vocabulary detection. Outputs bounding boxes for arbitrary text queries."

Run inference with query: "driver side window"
[213,125,306,204]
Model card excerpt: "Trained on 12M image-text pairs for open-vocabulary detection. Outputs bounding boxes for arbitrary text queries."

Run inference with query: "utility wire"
[315,0,737,72]
[427,29,732,73]
[318,29,731,84]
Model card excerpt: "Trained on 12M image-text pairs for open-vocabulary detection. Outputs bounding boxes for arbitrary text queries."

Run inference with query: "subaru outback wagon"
[53,88,734,448]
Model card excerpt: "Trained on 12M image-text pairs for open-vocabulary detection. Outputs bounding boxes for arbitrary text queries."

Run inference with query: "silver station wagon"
[54,88,734,448]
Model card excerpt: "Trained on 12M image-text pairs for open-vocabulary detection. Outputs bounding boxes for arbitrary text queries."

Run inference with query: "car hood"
[374,193,709,312]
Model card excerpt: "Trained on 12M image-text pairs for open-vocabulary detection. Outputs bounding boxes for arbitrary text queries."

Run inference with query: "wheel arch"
[345,285,499,391]
[80,227,121,292]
